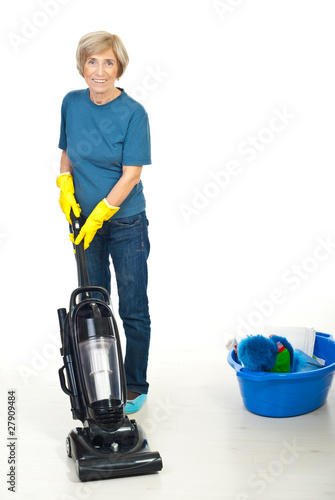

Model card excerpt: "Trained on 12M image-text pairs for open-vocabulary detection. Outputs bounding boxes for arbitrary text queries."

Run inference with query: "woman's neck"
[89,86,121,105]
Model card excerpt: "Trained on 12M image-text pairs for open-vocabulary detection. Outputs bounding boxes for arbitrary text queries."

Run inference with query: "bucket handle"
[316,331,334,341]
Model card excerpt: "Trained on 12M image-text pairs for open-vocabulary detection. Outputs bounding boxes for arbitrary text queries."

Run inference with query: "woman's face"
[83,48,119,95]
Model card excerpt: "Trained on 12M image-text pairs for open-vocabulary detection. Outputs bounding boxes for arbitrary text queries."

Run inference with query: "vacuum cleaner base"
[66,421,163,481]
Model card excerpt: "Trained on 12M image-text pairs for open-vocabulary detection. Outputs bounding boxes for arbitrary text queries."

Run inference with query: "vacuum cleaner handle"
[70,210,90,287]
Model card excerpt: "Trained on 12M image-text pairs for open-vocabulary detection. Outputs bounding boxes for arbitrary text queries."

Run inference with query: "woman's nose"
[95,62,105,75]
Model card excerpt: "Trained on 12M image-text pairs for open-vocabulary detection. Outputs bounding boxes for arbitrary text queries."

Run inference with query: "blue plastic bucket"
[227,332,335,417]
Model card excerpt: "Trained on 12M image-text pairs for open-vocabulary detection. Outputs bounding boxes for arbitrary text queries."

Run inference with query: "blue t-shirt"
[58,88,151,218]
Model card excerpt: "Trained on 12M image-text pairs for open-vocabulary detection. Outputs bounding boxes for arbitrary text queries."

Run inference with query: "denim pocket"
[112,216,141,228]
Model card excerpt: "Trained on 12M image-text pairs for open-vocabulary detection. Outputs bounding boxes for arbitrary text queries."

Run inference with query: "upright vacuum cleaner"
[57,212,163,481]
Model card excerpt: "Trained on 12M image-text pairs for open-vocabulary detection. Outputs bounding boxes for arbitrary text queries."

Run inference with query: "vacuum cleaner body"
[57,215,162,481]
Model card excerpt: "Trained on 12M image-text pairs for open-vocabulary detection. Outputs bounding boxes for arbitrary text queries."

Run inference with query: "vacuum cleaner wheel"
[66,436,72,458]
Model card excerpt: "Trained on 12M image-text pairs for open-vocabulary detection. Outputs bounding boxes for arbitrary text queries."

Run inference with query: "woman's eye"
[88,60,96,65]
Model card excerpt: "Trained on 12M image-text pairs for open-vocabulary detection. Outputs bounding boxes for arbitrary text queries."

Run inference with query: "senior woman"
[57,31,152,414]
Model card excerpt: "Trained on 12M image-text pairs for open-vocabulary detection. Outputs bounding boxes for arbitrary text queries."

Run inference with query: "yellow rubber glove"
[56,173,81,223]
[74,199,119,250]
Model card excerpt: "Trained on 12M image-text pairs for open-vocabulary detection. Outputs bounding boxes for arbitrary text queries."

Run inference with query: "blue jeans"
[83,211,151,395]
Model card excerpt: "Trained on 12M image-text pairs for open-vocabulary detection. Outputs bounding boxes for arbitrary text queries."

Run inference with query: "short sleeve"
[122,110,151,166]
[58,97,67,150]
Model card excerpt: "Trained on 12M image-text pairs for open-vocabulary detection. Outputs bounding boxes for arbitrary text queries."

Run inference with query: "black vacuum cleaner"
[57,212,163,481]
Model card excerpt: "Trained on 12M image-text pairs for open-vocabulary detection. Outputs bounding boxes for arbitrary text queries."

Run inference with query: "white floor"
[1,321,335,500]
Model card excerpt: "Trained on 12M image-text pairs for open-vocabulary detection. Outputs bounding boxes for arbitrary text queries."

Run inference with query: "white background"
[1,1,335,499]
[1,0,335,355]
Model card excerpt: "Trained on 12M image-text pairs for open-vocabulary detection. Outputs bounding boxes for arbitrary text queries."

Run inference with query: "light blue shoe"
[125,394,147,414]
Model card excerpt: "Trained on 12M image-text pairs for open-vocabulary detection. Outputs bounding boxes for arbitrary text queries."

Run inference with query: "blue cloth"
[58,88,151,218]
[82,211,150,395]
[294,350,324,372]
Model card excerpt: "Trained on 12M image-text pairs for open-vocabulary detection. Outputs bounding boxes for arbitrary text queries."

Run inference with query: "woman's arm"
[105,165,143,207]
[59,154,142,209]
[60,150,73,175]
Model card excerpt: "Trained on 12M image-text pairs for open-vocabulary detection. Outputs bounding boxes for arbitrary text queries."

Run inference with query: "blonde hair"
[76,31,129,79]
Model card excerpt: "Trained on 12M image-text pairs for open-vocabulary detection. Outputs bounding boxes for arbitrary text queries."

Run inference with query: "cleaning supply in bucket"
[294,350,324,372]
[264,325,316,357]
[237,334,306,373]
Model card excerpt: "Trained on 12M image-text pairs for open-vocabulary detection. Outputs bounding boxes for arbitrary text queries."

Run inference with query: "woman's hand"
[74,199,119,249]
[56,173,81,224]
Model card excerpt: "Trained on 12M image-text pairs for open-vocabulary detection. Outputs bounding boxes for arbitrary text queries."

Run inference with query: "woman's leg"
[106,211,151,396]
